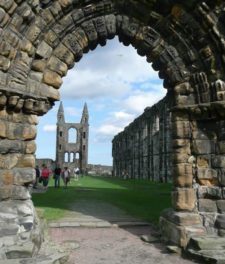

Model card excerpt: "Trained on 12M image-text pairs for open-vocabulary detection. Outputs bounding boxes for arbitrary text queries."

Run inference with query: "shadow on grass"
[32,176,172,227]
[33,176,174,254]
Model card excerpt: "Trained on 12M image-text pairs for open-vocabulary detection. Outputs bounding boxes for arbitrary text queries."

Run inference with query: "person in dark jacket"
[54,165,62,188]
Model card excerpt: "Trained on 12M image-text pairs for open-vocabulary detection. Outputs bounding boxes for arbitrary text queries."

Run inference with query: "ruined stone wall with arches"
[56,101,89,172]
[1,0,225,260]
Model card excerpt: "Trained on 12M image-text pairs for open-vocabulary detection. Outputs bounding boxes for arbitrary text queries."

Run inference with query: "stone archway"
[1,0,225,259]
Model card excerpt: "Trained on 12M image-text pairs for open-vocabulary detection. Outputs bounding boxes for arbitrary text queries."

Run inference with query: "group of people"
[34,164,80,189]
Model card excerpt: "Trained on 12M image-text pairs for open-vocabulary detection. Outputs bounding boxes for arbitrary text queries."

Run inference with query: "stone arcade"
[112,96,172,182]
[1,0,225,261]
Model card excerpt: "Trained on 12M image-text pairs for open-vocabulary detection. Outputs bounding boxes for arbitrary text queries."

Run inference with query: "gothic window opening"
[70,152,75,162]
[60,131,62,137]
[83,132,86,139]
[68,128,77,143]
[76,152,80,160]
[64,152,69,162]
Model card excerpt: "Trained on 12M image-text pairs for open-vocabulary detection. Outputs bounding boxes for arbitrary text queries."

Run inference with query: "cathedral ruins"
[1,0,225,262]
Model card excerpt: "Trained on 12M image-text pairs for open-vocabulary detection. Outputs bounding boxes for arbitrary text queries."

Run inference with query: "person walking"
[62,167,71,188]
[54,165,61,188]
[41,164,51,189]
[74,167,79,181]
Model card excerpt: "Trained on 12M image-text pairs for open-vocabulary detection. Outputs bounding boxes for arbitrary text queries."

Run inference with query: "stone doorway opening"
[1,1,225,261]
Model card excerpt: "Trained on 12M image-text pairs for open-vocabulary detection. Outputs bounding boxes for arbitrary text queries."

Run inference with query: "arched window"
[59,131,62,137]
[70,152,75,162]
[68,128,77,143]
[83,132,86,139]
[156,116,159,132]
[64,152,69,162]
[75,152,80,160]
[59,144,62,150]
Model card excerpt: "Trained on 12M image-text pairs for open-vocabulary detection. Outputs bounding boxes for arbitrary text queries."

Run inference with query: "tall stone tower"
[56,102,89,173]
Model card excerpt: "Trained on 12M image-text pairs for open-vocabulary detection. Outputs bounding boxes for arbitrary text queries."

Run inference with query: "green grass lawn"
[32,176,172,227]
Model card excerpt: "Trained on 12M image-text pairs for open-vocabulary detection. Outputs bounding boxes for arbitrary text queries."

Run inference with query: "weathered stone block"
[0,0,14,11]
[192,131,209,140]
[0,122,6,138]
[22,125,36,140]
[161,208,202,226]
[0,223,19,237]
[160,216,187,247]
[0,154,20,169]
[192,140,215,155]
[29,71,43,82]
[0,186,12,200]
[12,185,31,200]
[26,25,42,43]
[217,200,225,213]
[36,41,52,59]
[32,60,46,72]
[43,70,62,88]
[218,141,225,154]
[172,188,196,211]
[172,121,191,139]
[16,155,35,168]
[27,115,38,125]
[39,84,60,100]
[198,199,217,212]
[197,156,210,168]
[208,187,222,199]
[16,200,34,218]
[171,111,189,122]
[215,214,225,229]
[0,55,10,72]
[25,141,36,154]
[1,169,13,185]
[199,212,217,234]
[105,14,116,38]
[198,186,222,199]
[47,56,68,76]
[173,140,191,156]
[174,163,192,176]
[174,173,193,188]
[212,155,225,168]
[218,169,225,186]
[53,43,74,68]
[197,168,217,179]
[20,39,35,56]
[172,153,190,163]
[13,168,35,185]
[5,241,34,259]
[187,235,225,251]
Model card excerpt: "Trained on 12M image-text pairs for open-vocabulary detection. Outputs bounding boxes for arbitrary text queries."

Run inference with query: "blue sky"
[36,37,165,165]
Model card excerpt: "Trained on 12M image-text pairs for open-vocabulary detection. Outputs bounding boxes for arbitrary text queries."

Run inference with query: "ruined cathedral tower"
[56,102,89,172]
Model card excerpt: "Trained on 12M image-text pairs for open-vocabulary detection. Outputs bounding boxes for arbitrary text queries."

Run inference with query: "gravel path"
[48,200,195,264]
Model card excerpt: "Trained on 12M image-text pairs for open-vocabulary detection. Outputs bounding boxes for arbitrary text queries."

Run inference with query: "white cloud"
[97,124,122,136]
[94,111,135,142]
[62,69,131,99]
[123,89,166,114]
[43,125,56,132]
[61,37,159,100]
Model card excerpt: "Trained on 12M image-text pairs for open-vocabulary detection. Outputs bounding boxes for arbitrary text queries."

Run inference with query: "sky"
[36,37,166,166]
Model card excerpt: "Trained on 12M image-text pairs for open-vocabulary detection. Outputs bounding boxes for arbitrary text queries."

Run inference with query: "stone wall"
[87,164,112,176]
[1,0,225,260]
[113,95,172,182]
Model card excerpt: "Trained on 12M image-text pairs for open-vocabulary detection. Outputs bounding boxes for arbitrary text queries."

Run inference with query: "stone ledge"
[0,253,68,264]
